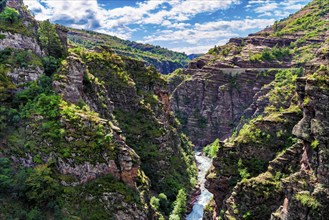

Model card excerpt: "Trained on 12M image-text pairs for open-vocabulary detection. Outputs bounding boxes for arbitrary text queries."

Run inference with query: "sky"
[23,0,312,54]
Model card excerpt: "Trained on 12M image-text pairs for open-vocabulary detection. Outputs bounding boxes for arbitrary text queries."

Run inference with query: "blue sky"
[23,0,312,54]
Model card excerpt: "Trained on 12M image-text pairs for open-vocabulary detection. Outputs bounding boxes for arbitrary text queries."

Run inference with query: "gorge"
[0,0,329,219]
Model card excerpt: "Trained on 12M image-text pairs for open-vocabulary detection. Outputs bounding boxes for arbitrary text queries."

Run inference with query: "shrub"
[27,208,44,220]
[0,7,19,24]
[311,139,319,149]
[295,192,320,209]
[238,159,250,180]
[203,138,220,158]
[250,53,262,62]
[261,48,275,61]
[25,164,60,206]
[159,193,171,215]
[169,189,187,220]
[150,196,160,210]
[0,0,7,12]
[42,56,59,76]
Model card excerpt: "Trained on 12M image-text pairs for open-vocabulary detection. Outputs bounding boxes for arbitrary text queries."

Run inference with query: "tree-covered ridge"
[68,28,191,74]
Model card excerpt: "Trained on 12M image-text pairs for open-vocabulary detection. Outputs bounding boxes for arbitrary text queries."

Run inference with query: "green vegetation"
[169,189,187,220]
[193,110,207,128]
[243,211,252,220]
[38,20,64,58]
[0,6,33,36]
[250,46,291,62]
[295,191,320,209]
[0,156,140,219]
[0,48,43,101]
[67,49,197,201]
[274,0,329,38]
[68,28,190,74]
[238,159,251,180]
[151,193,171,218]
[0,68,145,219]
[236,117,270,144]
[0,6,18,23]
[265,69,303,114]
[203,138,221,158]
[311,139,319,149]
[0,48,43,68]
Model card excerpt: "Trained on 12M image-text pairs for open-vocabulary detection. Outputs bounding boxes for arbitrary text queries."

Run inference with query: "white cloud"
[171,45,216,54]
[144,18,275,45]
[24,0,241,42]
[254,3,278,13]
[23,0,311,54]
[248,0,311,18]
[171,39,229,54]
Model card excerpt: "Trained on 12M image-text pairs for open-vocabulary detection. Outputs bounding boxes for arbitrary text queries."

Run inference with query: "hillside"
[168,0,329,219]
[67,28,191,74]
[0,0,196,219]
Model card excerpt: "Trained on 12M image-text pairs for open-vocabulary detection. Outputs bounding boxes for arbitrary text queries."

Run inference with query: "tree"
[0,7,19,24]
[38,20,63,58]
[169,189,187,220]
[25,164,60,206]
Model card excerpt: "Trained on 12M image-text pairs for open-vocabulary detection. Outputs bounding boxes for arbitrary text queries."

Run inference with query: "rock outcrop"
[0,31,43,56]
[6,66,43,85]
[171,66,278,146]
[271,68,329,219]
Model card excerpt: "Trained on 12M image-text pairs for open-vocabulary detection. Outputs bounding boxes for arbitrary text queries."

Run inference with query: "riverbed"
[186,150,213,220]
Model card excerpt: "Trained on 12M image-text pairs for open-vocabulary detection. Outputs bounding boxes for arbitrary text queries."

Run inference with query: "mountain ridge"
[67,27,191,74]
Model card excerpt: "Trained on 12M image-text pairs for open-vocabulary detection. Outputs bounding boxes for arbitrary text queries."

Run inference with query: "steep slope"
[170,0,328,147]
[167,0,329,219]
[0,0,197,219]
[68,28,191,74]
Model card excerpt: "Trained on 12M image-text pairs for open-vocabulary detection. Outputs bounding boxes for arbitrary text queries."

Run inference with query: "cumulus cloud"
[248,0,311,18]
[23,0,311,54]
[24,0,241,40]
[171,39,230,54]
[144,18,275,45]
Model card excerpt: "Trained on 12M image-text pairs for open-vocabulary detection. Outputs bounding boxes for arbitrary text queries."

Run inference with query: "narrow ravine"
[186,150,213,220]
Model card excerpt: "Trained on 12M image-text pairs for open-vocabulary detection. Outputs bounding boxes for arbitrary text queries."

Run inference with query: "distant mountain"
[67,28,190,74]
[187,53,203,60]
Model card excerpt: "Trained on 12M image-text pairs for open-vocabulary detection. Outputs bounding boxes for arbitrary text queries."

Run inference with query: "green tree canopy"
[38,20,63,58]
[0,6,19,24]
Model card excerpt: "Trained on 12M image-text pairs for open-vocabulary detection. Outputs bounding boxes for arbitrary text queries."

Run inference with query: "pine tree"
[38,20,63,58]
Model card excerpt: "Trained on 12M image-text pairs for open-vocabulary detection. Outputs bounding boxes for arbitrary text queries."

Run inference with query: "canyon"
[0,0,328,219]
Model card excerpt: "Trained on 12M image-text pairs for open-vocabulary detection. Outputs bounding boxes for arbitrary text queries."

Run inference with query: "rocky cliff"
[168,0,329,219]
[0,0,196,219]
[170,0,328,147]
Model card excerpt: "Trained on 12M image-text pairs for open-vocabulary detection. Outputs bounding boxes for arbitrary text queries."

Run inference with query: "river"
[186,150,213,220]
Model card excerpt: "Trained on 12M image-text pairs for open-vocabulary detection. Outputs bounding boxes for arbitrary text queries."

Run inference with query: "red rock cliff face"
[170,65,278,146]
[272,67,329,220]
